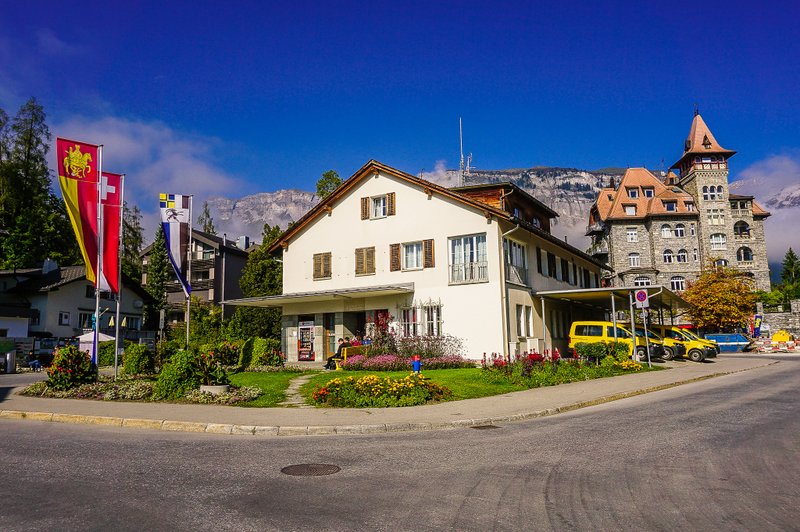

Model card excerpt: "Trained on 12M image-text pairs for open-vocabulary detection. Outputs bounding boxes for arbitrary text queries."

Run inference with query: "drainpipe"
[499,224,522,358]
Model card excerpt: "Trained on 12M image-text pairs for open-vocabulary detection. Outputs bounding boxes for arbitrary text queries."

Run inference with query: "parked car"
[651,325,715,362]
[568,321,664,361]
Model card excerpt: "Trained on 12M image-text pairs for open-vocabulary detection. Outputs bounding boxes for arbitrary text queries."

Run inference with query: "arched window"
[734,221,750,237]
[674,224,685,237]
[737,247,753,262]
[670,276,686,292]
[634,276,652,287]
[676,249,688,263]
[716,185,724,198]
[663,249,674,263]
[628,253,641,267]
[710,233,727,250]
[702,186,709,200]
[661,224,672,238]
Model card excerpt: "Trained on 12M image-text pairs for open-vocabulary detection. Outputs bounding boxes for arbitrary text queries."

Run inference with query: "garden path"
[278,373,317,408]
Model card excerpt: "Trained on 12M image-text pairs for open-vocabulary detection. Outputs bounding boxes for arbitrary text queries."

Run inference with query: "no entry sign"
[635,289,649,308]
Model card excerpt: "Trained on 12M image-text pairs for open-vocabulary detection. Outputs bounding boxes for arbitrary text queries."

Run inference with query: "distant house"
[587,113,771,292]
[225,160,609,362]
[140,229,250,322]
[1,262,149,340]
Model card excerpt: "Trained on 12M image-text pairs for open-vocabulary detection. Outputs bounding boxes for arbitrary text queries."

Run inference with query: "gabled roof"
[594,168,697,221]
[671,113,736,169]
[10,265,152,300]
[449,182,559,218]
[267,160,510,253]
[140,228,250,257]
[267,160,609,270]
[729,194,771,217]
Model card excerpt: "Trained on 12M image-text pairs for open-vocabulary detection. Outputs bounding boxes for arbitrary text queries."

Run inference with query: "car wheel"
[688,349,704,362]
[662,346,675,360]
[635,347,647,362]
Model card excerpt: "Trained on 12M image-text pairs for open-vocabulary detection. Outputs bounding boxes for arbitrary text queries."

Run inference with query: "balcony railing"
[449,261,488,285]
[585,222,605,235]
[733,232,751,240]
[737,260,754,267]
[505,263,528,286]
[588,241,609,255]
[730,209,752,217]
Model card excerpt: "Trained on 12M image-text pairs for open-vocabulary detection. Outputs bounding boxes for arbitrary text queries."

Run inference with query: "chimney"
[236,235,250,249]
[609,177,616,189]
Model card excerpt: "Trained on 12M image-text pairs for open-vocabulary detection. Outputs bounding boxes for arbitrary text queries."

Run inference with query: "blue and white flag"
[159,193,192,297]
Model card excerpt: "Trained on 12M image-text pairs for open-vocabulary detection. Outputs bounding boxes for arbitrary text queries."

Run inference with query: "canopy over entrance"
[223,283,415,308]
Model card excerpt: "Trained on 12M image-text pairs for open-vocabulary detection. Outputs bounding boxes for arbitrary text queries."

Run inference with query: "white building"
[227,160,608,362]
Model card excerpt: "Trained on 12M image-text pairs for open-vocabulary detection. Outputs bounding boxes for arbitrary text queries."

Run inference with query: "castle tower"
[670,112,771,290]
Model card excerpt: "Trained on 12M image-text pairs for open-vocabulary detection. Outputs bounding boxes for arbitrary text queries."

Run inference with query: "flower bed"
[340,354,474,371]
[311,373,452,407]
[481,351,651,388]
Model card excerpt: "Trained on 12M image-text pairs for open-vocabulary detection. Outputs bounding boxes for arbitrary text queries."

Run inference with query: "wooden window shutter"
[366,247,375,274]
[390,244,401,272]
[423,239,435,268]
[387,192,396,216]
[323,252,331,278]
[355,248,365,275]
[313,253,323,279]
[361,197,369,220]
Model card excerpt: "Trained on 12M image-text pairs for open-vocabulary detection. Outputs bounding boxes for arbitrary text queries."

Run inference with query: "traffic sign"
[635,289,649,308]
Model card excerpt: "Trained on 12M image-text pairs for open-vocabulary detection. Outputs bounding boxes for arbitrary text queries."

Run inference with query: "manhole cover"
[281,463,341,476]
[471,424,500,430]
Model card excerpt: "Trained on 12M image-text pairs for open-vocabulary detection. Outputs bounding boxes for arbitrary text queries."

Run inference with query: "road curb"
[0,360,778,436]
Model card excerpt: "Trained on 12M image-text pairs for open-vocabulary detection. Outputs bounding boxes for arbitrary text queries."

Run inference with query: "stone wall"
[757,300,800,336]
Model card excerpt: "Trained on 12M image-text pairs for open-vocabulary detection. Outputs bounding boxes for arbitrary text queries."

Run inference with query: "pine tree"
[197,200,216,234]
[780,247,800,300]
[144,227,169,325]
[122,201,144,280]
[0,98,79,268]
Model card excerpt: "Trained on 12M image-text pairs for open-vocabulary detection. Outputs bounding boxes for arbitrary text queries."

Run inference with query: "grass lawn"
[300,368,522,402]
[229,371,315,407]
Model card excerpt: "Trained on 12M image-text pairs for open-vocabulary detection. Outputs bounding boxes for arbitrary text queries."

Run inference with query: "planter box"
[199,384,230,395]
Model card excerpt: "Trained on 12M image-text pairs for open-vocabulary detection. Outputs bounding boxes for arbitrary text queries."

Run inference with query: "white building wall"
[280,170,506,358]
[0,317,28,337]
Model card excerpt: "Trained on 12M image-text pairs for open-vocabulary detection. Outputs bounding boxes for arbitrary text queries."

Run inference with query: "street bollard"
[412,354,421,373]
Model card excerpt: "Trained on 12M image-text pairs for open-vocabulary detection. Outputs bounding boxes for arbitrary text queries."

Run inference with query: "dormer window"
[624,205,637,216]
[702,135,712,149]
[663,201,677,212]
[626,188,639,199]
[643,188,654,198]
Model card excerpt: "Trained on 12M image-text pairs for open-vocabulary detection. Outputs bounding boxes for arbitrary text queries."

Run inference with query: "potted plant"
[197,349,230,394]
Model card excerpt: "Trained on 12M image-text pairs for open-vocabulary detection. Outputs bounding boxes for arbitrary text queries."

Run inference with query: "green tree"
[316,169,342,199]
[683,262,758,332]
[0,98,79,268]
[780,247,800,300]
[122,201,144,280]
[197,200,216,234]
[226,223,283,340]
[144,227,169,327]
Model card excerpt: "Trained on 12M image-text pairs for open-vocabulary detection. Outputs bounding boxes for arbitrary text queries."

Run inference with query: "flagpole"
[114,175,125,380]
[185,195,193,349]
[93,145,103,371]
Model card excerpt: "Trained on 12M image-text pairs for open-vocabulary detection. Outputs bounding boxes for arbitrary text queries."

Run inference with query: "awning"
[223,283,415,308]
[535,285,689,314]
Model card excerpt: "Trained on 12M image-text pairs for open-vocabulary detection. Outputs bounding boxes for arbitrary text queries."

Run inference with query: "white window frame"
[627,188,639,199]
[643,188,654,198]
[670,276,686,292]
[402,241,423,270]
[424,304,442,336]
[371,195,388,219]
[628,253,641,267]
[661,224,672,238]
[676,249,688,263]
[448,233,488,284]
[663,249,674,263]
[674,224,685,237]
[626,227,638,243]
[633,276,652,287]
[58,311,71,326]
[710,233,727,251]
[624,205,637,216]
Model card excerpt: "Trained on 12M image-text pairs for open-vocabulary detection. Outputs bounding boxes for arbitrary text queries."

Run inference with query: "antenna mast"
[459,117,465,187]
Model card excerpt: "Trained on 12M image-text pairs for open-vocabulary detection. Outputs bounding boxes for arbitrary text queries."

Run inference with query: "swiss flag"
[100,172,123,294]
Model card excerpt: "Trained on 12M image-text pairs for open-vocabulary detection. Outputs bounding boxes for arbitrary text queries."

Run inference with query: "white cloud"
[51,115,248,241]
[35,29,84,56]
[419,160,460,187]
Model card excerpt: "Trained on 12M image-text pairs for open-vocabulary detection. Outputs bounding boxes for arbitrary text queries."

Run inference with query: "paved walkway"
[0,355,782,437]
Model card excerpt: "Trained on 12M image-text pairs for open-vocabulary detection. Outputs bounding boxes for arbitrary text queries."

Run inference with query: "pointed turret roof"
[670,113,736,169]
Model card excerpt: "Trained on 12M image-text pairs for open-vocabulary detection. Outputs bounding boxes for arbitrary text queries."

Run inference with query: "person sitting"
[25,351,42,372]
[325,338,345,370]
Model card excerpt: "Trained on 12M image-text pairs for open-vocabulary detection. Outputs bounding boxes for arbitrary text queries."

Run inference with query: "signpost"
[634,289,652,367]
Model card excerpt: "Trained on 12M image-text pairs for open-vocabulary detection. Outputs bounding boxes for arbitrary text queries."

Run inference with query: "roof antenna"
[693,103,699,117]
[459,117,465,187]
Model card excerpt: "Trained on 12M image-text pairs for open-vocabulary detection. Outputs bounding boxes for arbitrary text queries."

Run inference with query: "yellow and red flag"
[101,172,123,294]
[56,138,100,285]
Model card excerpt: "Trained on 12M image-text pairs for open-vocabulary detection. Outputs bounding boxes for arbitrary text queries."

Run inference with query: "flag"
[56,138,100,284]
[101,172,123,293]
[160,193,192,296]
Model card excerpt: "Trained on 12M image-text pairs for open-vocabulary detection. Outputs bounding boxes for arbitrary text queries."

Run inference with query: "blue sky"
[1,1,799,220]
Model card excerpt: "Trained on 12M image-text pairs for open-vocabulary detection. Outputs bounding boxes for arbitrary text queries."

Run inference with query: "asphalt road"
[1,355,798,531]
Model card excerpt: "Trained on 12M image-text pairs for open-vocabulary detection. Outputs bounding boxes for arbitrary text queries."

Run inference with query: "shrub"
[123,344,154,375]
[155,338,183,369]
[152,350,200,400]
[238,337,255,370]
[250,337,283,367]
[46,345,96,391]
[184,386,261,405]
[340,353,474,371]
[396,335,465,359]
[575,342,609,362]
[214,341,241,366]
[197,348,230,386]
[311,373,452,407]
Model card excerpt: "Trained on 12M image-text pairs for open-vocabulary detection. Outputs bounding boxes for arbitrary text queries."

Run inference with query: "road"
[1,355,798,531]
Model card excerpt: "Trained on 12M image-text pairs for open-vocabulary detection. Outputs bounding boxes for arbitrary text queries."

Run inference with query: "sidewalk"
[0,356,778,436]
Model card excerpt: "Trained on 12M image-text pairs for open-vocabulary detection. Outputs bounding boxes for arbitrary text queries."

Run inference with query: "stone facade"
[757,300,800,336]
[589,113,771,292]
